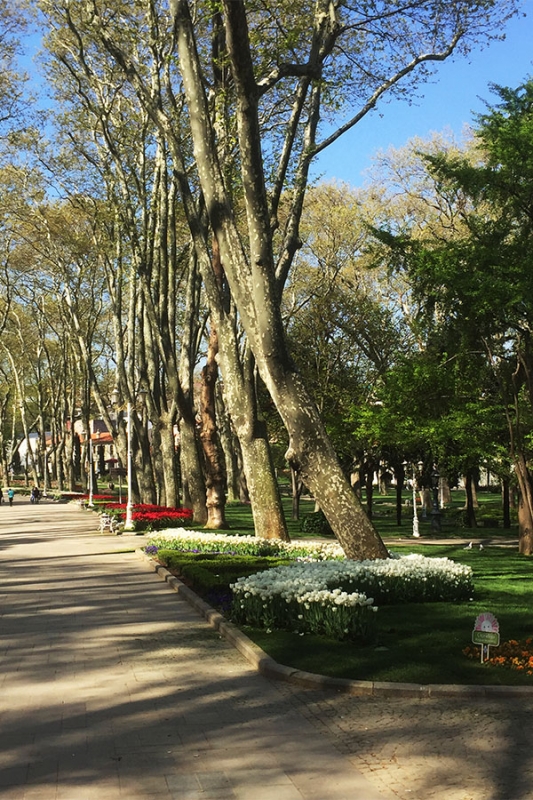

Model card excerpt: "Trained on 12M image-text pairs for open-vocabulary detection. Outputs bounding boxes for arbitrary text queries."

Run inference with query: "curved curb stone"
[137,550,533,699]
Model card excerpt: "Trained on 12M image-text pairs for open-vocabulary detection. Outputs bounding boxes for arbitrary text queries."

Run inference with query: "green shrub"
[156,550,292,594]
[299,510,333,537]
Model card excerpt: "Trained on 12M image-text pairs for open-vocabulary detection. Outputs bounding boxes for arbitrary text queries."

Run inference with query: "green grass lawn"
[221,491,518,543]
[178,494,530,686]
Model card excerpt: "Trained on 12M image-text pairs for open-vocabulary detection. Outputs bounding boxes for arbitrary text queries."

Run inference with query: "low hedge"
[155,550,292,594]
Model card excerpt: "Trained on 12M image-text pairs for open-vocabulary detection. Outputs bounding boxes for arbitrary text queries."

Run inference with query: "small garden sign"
[472,612,500,663]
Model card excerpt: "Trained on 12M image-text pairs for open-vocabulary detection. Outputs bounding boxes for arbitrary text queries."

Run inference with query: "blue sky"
[312,6,533,187]
[24,4,532,189]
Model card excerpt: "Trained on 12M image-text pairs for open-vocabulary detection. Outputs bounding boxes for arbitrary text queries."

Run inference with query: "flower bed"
[146,528,344,559]
[231,556,473,641]
[144,530,473,643]
[105,504,193,531]
[232,554,472,606]
[55,492,86,503]
[232,579,378,642]
[464,638,533,674]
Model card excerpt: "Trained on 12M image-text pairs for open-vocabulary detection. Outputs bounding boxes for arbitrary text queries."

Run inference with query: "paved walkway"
[0,499,384,800]
[2,501,533,799]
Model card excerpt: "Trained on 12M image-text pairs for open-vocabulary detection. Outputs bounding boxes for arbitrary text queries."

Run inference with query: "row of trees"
[0,0,524,557]
[372,80,533,555]
[285,81,533,554]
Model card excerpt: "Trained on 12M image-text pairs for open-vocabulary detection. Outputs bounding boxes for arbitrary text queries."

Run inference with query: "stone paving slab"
[0,500,384,800]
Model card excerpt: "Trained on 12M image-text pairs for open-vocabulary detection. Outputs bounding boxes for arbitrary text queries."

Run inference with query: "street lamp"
[88,432,94,508]
[431,465,441,533]
[42,436,49,498]
[111,387,147,533]
[81,428,94,508]
[411,462,420,538]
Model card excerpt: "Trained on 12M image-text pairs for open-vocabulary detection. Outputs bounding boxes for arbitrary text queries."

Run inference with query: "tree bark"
[515,454,533,555]
[364,460,374,521]
[464,470,478,529]
[216,334,289,541]
[0,393,10,485]
[199,325,228,529]
[502,476,511,529]
[200,236,288,539]
[158,410,181,508]
[291,466,303,521]
[216,385,248,504]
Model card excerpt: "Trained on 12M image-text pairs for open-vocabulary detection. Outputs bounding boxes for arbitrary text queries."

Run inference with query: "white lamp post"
[81,429,94,508]
[88,429,94,508]
[412,464,420,537]
[42,437,48,498]
[124,400,134,531]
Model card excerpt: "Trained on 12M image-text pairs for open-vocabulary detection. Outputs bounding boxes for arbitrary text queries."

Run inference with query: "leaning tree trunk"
[279,388,387,558]
[174,1,387,559]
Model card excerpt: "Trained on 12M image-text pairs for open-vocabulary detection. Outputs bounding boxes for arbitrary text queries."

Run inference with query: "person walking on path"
[7,487,14,506]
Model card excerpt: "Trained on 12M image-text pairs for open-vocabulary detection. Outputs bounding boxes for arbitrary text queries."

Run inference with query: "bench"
[99,513,122,534]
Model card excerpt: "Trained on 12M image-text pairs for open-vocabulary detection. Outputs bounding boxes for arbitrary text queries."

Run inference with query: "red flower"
[102,502,193,529]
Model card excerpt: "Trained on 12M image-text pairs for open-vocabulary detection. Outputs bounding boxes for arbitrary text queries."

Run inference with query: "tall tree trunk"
[216,385,247,504]
[471,474,479,508]
[133,416,156,505]
[65,428,76,491]
[291,467,303,521]
[0,393,9,484]
[515,454,533,555]
[216,335,289,541]
[502,476,511,529]
[158,411,180,508]
[6,350,39,486]
[464,470,478,529]
[55,437,65,491]
[200,238,288,539]
[179,415,208,523]
[199,325,228,528]
[364,460,374,522]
